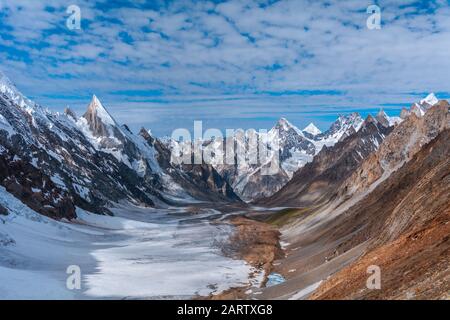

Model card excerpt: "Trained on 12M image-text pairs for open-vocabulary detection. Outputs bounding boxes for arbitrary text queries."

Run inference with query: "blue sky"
[0,0,449,136]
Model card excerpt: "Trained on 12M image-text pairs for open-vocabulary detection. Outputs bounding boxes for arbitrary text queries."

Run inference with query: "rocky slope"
[259,114,392,207]
[0,148,76,219]
[0,71,240,218]
[310,128,450,300]
[339,100,449,199]
[256,96,449,300]
[167,113,367,202]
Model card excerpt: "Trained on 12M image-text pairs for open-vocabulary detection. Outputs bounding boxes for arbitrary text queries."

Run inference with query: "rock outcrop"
[260,114,392,207]
[310,128,450,300]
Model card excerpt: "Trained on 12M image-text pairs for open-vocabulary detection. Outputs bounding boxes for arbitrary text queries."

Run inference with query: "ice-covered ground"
[0,187,256,299]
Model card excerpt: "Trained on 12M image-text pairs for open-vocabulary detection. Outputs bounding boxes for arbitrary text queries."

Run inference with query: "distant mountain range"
[0,71,240,219]
[1,69,449,300]
[0,70,444,215]
[253,93,449,300]
[167,103,402,201]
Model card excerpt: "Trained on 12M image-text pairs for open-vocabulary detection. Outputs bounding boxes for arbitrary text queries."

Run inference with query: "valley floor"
[2,185,448,300]
[0,187,271,299]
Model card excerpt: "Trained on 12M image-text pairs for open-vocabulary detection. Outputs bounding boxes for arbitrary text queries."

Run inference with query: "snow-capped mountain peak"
[80,94,126,143]
[275,117,293,130]
[0,70,19,96]
[0,70,15,92]
[375,109,390,127]
[0,71,35,111]
[376,109,388,118]
[329,112,364,137]
[87,95,116,126]
[420,93,439,107]
[273,117,303,136]
[309,112,364,152]
[412,93,440,117]
[303,123,321,135]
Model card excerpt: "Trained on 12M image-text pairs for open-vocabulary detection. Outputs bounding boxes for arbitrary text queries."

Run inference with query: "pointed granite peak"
[303,123,322,135]
[64,106,77,120]
[83,95,120,137]
[376,108,388,117]
[420,93,439,107]
[412,93,439,116]
[274,117,302,135]
[376,109,390,127]
[276,117,290,127]
[85,95,116,126]
[365,114,378,124]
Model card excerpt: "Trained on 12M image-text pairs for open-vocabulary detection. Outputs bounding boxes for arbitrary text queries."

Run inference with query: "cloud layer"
[1,0,449,135]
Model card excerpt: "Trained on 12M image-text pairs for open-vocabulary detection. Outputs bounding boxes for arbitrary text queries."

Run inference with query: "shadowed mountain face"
[0,144,76,220]
[0,73,242,218]
[139,128,241,202]
[338,101,449,199]
[310,128,450,300]
[259,115,392,207]
[254,99,449,301]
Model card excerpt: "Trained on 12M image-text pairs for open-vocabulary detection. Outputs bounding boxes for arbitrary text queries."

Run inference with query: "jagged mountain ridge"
[167,112,369,202]
[311,128,450,300]
[339,99,449,199]
[259,113,393,207]
[0,69,439,215]
[255,97,449,300]
[261,95,445,208]
[0,71,240,218]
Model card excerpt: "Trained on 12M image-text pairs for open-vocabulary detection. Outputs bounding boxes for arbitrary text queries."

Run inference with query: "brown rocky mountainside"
[253,101,449,300]
[0,149,76,219]
[139,128,241,202]
[311,129,450,299]
[339,101,449,199]
[259,115,392,207]
[255,128,449,300]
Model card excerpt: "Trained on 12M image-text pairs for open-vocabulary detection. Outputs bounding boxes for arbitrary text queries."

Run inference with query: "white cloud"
[0,0,449,135]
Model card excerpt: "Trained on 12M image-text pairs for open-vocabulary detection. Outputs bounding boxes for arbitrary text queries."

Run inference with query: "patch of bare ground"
[200,216,284,300]
[311,213,450,300]
[259,128,450,300]
[310,130,450,299]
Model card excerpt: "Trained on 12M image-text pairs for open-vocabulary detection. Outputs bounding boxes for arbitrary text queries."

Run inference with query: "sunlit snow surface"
[0,187,255,299]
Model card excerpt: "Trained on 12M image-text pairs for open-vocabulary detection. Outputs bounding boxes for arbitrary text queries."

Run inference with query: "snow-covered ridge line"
[420,93,439,106]
[0,71,182,212]
[0,70,242,209]
[0,68,441,204]
[303,123,321,135]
